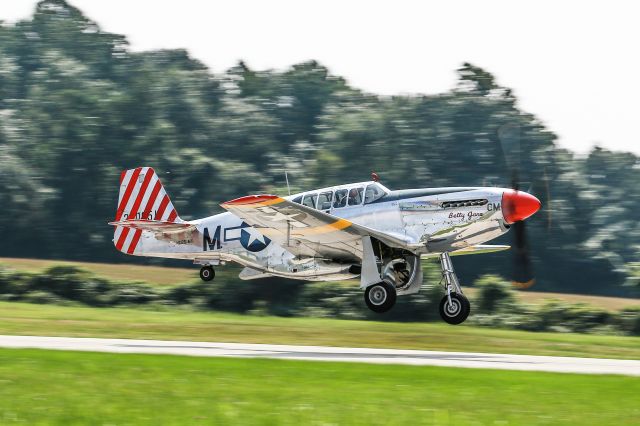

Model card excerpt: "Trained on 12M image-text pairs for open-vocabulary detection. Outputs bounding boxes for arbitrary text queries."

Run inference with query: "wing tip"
[222,194,283,207]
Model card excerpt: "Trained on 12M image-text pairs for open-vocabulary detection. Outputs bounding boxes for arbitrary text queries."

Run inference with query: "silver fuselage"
[134,182,510,281]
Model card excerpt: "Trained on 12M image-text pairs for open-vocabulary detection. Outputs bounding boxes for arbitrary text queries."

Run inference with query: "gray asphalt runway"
[1,335,638,376]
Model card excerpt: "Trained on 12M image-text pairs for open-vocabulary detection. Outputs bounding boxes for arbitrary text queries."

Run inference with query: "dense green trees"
[1,0,639,296]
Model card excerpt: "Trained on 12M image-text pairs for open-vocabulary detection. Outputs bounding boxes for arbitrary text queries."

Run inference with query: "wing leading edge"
[421,244,511,259]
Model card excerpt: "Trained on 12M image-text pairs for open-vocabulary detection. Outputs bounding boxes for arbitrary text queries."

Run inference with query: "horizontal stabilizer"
[109,219,195,233]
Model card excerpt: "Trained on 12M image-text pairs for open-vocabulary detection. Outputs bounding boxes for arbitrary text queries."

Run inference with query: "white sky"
[2,0,639,155]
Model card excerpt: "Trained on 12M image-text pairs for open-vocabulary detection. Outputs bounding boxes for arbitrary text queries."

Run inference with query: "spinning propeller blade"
[498,124,540,289]
[510,176,537,288]
[511,217,535,289]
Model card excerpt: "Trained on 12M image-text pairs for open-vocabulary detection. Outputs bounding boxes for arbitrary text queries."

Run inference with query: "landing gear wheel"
[199,266,215,282]
[364,281,397,313]
[439,293,470,325]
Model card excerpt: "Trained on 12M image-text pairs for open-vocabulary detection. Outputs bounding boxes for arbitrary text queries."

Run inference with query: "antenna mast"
[284,170,291,196]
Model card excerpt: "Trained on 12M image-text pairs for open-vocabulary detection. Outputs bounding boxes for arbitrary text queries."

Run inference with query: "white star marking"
[246,231,266,247]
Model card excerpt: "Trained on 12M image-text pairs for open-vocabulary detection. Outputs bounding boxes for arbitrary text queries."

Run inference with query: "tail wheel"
[439,293,470,325]
[364,281,397,313]
[199,266,215,282]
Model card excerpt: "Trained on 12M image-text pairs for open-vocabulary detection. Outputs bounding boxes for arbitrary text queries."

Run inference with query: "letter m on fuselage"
[203,226,222,251]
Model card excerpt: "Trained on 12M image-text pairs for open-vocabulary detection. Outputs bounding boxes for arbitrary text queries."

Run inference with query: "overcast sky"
[3,0,639,155]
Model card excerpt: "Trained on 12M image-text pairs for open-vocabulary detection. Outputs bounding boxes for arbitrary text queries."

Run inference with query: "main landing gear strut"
[199,265,215,282]
[438,252,470,325]
[360,249,470,324]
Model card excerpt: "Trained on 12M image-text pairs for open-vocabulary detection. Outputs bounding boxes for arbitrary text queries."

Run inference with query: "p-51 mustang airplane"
[110,167,540,324]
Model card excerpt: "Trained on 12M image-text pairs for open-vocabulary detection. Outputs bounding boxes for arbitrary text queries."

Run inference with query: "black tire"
[439,293,470,325]
[364,281,397,313]
[199,266,215,282]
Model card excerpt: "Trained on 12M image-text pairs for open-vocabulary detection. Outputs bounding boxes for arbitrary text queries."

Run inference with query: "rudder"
[113,167,181,254]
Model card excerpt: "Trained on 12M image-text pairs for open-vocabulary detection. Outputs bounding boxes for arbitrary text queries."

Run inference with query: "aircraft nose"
[501,190,541,224]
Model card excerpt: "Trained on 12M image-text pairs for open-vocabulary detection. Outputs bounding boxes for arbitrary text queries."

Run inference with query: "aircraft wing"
[220,195,411,261]
[422,244,510,259]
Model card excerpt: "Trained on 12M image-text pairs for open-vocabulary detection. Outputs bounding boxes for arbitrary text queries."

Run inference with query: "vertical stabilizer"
[113,167,181,254]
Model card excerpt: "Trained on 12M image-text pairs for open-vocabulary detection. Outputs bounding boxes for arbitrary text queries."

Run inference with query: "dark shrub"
[474,275,518,314]
[24,291,62,304]
[0,269,33,296]
[616,307,640,336]
[563,304,611,333]
[108,283,159,305]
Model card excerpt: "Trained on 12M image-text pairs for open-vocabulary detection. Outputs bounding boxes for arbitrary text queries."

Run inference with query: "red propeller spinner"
[502,190,541,224]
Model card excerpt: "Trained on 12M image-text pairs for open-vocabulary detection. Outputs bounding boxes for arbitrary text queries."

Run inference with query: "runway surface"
[1,335,639,376]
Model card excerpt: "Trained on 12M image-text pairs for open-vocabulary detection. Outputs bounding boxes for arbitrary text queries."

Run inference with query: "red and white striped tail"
[113,167,181,254]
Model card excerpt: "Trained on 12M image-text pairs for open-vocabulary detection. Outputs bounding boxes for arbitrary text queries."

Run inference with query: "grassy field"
[1,302,639,359]
[1,261,638,425]
[0,257,198,285]
[2,257,638,310]
[0,348,638,425]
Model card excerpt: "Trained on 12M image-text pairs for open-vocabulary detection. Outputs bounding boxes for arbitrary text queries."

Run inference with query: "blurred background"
[0,0,639,301]
[0,4,639,423]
